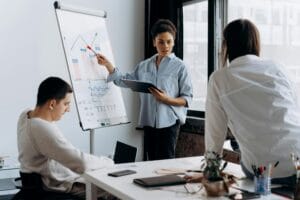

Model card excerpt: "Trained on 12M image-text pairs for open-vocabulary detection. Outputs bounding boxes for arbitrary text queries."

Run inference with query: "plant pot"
[202,178,229,197]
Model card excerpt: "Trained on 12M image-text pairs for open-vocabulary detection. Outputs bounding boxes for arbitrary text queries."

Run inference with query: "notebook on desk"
[133,174,186,188]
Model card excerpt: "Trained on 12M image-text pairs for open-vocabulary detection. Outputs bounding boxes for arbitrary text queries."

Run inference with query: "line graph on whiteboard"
[55,9,128,130]
[68,32,104,77]
[60,26,127,129]
[64,30,114,98]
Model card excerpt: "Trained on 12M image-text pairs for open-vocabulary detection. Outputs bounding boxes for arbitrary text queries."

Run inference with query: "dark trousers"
[143,121,180,161]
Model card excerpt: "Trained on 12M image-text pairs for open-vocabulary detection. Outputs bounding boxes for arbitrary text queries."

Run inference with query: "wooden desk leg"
[86,182,97,200]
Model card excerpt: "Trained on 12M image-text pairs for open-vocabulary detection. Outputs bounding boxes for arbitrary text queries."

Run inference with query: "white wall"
[0,0,144,160]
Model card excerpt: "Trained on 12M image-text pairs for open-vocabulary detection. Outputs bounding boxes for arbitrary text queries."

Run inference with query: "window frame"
[183,0,220,118]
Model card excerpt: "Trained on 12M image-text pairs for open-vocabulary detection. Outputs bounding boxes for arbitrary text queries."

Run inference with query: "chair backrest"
[13,172,44,200]
[113,141,137,164]
[15,172,83,200]
[13,177,22,189]
[19,172,43,190]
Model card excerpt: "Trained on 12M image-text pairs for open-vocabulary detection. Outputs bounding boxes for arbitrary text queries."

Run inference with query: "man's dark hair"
[36,77,73,106]
[150,19,177,40]
[222,19,260,66]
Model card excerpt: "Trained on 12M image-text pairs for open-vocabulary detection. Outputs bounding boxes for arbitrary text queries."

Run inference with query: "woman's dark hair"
[222,19,260,66]
[36,77,73,106]
[150,19,177,40]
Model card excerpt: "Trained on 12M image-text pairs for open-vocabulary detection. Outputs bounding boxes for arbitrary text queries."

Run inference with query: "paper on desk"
[154,161,246,179]
[154,168,186,175]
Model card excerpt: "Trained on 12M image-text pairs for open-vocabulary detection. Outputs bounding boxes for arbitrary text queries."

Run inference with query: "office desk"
[83,157,286,200]
[0,156,20,196]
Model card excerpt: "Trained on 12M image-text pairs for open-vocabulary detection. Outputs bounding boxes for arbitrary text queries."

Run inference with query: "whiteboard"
[55,8,129,130]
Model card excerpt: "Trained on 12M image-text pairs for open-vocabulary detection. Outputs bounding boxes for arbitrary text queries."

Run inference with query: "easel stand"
[54,1,129,156]
[90,129,95,154]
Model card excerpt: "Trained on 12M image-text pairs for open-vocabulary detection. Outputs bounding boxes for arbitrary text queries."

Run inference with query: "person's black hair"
[222,19,260,66]
[150,19,177,40]
[36,77,73,106]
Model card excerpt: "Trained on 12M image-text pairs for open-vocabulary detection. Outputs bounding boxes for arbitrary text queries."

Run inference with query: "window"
[182,0,300,118]
[183,0,208,113]
[228,0,300,104]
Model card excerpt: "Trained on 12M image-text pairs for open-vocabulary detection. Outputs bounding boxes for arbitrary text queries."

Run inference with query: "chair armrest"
[13,177,22,189]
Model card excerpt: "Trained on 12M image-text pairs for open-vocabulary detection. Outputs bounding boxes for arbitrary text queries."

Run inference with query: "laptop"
[113,141,137,164]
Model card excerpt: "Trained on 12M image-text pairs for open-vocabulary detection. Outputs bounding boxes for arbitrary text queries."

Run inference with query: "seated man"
[17,77,114,198]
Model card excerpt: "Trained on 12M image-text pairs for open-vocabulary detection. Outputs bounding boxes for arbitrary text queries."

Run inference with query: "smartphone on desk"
[108,169,137,177]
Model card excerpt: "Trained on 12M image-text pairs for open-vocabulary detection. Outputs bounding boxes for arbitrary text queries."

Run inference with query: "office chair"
[11,172,83,200]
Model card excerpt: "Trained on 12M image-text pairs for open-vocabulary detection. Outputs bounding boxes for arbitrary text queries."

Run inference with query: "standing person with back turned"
[17,77,114,198]
[187,19,300,186]
[96,19,193,161]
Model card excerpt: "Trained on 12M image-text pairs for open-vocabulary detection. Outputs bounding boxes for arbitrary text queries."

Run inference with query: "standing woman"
[97,19,193,160]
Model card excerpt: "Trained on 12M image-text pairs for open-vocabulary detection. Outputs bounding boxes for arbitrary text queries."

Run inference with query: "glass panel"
[228,0,300,104]
[183,1,208,111]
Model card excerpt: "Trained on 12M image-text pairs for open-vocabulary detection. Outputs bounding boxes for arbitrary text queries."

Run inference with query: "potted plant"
[202,151,232,197]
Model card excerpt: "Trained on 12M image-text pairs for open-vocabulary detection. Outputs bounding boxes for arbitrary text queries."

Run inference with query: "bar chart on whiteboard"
[55,9,129,130]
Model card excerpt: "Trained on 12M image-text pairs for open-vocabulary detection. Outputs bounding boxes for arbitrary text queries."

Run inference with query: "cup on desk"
[254,176,271,195]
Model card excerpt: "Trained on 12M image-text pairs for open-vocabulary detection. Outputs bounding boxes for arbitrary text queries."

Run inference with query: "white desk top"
[84,157,288,200]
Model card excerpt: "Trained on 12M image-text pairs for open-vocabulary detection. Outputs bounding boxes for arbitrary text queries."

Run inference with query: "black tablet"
[122,79,161,93]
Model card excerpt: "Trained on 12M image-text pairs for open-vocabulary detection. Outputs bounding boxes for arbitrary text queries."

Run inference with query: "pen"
[220,161,228,171]
[274,161,279,168]
[186,170,203,173]
[86,45,97,55]
[252,165,258,177]
[272,161,279,176]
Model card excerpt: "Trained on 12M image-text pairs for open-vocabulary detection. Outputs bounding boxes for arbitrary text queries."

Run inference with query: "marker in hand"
[86,45,97,55]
